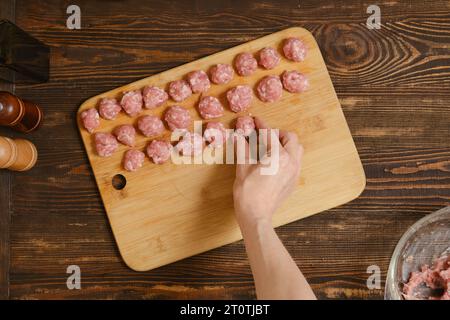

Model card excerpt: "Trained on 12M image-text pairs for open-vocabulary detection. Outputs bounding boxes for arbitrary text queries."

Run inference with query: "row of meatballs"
[80,37,309,171]
[80,37,308,132]
[97,115,256,172]
[82,66,307,134]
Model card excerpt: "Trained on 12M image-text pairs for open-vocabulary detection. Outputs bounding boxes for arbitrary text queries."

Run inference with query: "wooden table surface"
[0,0,449,300]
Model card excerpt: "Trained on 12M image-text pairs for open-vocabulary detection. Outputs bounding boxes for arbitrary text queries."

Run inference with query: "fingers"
[279,130,289,145]
[233,134,250,176]
[254,116,280,153]
[279,130,298,148]
[239,117,304,173]
[279,130,303,161]
[253,116,269,130]
[255,119,302,159]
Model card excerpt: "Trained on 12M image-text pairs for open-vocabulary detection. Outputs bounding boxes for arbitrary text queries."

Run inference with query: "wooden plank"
[0,0,15,301]
[8,0,450,299]
[77,27,365,271]
[0,170,11,300]
[0,165,11,301]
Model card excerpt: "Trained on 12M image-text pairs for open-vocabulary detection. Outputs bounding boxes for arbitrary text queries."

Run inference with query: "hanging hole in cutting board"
[112,174,127,190]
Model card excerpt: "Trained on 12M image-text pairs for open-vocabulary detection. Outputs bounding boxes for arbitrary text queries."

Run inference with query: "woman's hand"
[233,117,304,229]
[232,118,315,299]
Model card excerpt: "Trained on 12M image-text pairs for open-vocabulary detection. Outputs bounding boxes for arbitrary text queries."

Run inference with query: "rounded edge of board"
[353,163,367,200]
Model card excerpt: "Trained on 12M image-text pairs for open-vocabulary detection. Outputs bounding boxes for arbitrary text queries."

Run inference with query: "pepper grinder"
[0,91,43,133]
[0,136,38,171]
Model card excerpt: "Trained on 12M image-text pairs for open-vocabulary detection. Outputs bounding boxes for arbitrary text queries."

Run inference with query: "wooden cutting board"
[77,27,366,272]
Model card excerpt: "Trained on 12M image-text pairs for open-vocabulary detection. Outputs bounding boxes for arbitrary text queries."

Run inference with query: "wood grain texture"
[4,0,450,299]
[77,27,365,272]
[0,0,15,300]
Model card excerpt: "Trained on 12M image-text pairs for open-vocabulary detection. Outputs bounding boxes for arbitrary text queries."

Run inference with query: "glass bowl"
[385,206,450,300]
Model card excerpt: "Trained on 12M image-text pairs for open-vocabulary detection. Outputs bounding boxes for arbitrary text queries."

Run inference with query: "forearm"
[239,217,316,300]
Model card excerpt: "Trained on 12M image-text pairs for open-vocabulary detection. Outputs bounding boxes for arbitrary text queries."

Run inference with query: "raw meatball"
[123,149,145,172]
[204,122,227,148]
[235,116,255,137]
[121,90,143,116]
[258,47,281,69]
[113,124,136,147]
[175,132,204,156]
[164,105,192,131]
[197,96,224,119]
[94,132,118,157]
[98,98,121,120]
[142,85,168,109]
[226,85,253,113]
[137,115,164,137]
[282,37,307,62]
[187,70,210,93]
[146,140,172,164]
[168,80,192,102]
[281,70,309,93]
[234,52,258,76]
[256,75,283,102]
[209,64,234,84]
[80,108,100,133]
